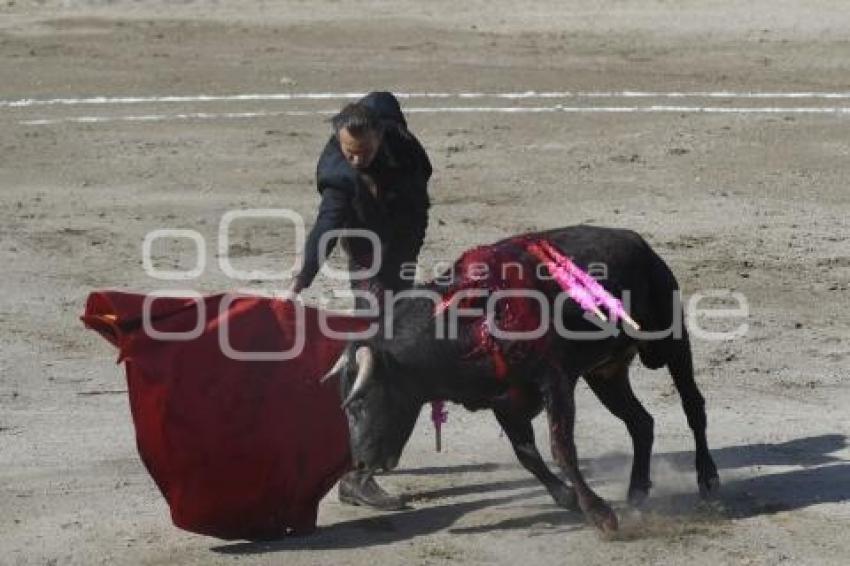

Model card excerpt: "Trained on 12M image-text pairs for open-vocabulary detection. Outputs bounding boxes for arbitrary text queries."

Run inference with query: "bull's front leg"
[493,406,578,511]
[545,374,618,532]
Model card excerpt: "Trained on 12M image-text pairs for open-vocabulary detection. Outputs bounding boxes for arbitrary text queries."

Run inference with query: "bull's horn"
[341,346,374,409]
[320,351,349,384]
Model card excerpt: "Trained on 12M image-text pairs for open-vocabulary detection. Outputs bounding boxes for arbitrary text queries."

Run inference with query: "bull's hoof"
[699,475,721,499]
[338,473,408,511]
[627,486,650,507]
[581,498,619,533]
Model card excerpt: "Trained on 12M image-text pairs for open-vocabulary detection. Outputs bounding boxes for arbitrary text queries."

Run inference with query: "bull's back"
[518,225,681,371]
[537,225,655,276]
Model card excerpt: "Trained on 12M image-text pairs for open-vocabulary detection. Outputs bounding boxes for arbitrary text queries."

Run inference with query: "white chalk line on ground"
[5,90,850,108]
[19,106,850,126]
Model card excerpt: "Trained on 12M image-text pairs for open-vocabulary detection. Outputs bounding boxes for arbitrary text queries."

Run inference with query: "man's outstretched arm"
[291,187,348,293]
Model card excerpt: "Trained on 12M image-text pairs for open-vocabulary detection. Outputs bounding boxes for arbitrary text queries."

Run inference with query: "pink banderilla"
[526,239,640,330]
[430,400,448,452]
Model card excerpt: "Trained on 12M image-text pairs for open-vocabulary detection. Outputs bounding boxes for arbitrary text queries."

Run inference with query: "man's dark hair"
[331,103,384,137]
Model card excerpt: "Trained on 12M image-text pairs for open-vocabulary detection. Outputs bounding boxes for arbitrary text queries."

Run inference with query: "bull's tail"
[636,243,685,370]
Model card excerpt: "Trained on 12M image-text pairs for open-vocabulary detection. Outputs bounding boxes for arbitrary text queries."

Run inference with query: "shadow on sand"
[591,433,848,474]
[211,434,849,553]
[211,490,580,554]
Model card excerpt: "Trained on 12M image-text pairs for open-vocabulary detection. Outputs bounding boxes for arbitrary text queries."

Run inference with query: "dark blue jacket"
[296,92,432,289]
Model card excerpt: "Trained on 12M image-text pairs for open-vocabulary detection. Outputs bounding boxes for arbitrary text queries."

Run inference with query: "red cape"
[82,291,368,539]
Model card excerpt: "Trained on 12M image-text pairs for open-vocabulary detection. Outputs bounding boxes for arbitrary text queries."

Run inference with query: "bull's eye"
[347,398,367,415]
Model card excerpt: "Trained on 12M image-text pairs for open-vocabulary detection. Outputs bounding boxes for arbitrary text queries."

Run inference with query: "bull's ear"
[341,346,375,409]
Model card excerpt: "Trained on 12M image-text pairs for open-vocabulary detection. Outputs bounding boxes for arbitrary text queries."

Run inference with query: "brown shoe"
[338,471,407,511]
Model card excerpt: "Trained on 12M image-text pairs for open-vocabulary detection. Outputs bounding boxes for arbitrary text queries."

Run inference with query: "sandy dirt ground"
[1,1,850,564]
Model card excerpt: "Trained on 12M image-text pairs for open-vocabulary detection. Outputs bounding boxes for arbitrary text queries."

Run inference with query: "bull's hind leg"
[585,359,655,506]
[493,402,578,511]
[667,332,720,497]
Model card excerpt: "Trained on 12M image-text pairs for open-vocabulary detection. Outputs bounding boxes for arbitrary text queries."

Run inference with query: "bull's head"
[323,343,423,473]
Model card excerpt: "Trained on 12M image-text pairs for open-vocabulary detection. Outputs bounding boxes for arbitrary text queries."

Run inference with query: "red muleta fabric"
[81,291,368,540]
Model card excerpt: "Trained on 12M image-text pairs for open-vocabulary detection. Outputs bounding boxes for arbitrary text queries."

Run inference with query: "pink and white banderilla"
[525,239,641,331]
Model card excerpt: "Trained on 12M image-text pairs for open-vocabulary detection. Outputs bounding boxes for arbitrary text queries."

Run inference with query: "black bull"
[324,225,720,532]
